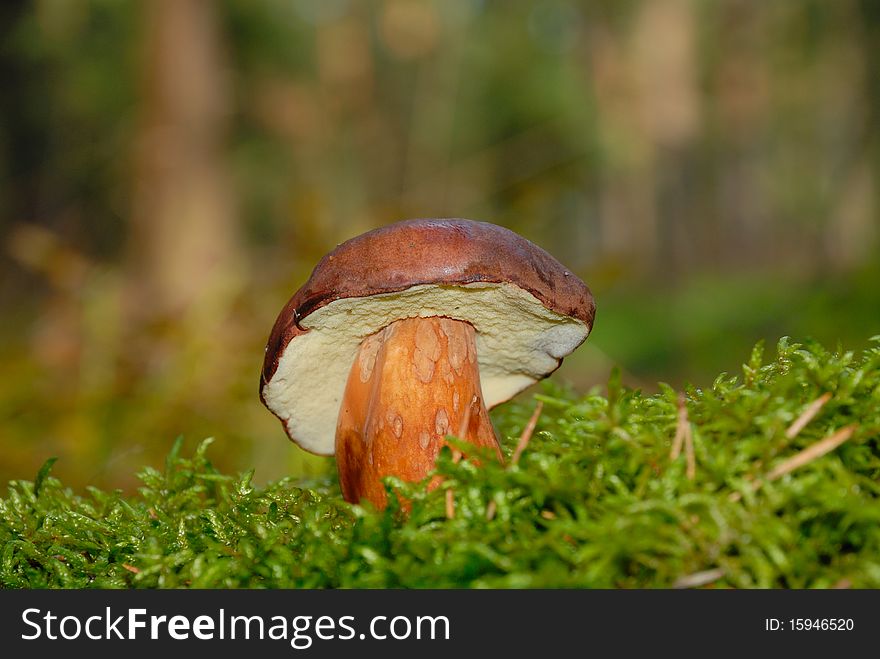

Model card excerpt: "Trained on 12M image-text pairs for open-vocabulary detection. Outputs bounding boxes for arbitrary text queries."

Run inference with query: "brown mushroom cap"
[261,218,596,454]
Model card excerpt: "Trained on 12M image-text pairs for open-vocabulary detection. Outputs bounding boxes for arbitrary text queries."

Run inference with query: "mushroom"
[260,218,595,508]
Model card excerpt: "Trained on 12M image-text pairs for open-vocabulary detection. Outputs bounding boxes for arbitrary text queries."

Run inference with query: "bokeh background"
[2,0,879,491]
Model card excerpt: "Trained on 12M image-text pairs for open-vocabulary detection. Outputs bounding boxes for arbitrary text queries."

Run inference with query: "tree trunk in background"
[127,0,241,328]
[632,0,698,277]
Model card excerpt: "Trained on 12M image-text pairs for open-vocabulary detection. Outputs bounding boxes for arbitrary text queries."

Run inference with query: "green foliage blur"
[1,0,879,491]
[2,338,879,588]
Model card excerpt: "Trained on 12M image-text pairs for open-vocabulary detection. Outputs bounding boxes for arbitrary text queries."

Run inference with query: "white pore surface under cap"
[262,282,590,455]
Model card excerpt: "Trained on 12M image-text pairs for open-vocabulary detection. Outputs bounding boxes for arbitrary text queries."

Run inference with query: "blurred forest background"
[2,0,879,491]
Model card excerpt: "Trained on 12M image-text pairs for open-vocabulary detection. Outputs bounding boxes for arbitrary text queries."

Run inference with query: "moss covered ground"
[2,337,879,588]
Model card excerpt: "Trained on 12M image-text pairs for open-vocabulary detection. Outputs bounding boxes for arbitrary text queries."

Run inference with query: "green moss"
[2,337,880,588]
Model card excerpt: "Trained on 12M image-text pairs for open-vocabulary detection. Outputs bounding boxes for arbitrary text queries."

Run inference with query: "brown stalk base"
[335,316,501,509]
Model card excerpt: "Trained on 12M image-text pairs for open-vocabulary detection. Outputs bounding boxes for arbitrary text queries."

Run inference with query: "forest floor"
[2,337,879,588]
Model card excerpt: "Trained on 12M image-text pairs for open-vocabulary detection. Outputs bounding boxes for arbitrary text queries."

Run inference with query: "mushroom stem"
[335,316,501,508]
